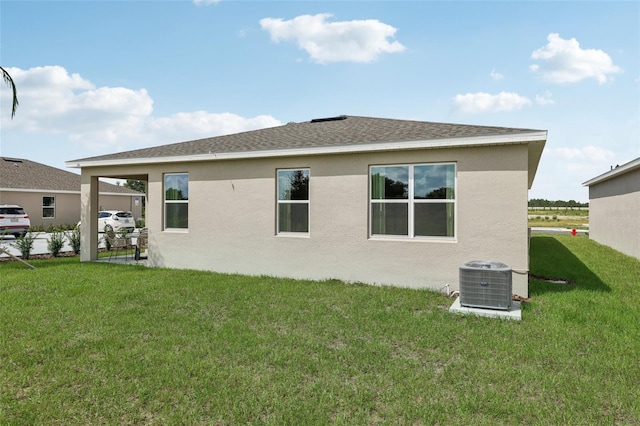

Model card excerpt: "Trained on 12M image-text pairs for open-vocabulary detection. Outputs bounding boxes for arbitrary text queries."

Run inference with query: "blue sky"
[1,0,638,202]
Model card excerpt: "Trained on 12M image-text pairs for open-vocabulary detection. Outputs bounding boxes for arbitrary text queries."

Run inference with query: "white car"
[0,204,31,238]
[78,210,136,233]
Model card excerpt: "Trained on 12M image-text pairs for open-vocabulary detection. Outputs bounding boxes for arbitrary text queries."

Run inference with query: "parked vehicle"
[0,204,31,238]
[78,210,135,233]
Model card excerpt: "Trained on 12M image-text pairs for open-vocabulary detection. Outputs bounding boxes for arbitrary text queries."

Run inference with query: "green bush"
[47,231,66,257]
[11,232,36,259]
[65,228,81,255]
[103,234,112,251]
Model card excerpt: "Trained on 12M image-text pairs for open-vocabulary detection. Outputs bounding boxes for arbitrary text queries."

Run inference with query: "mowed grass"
[1,235,639,424]
[527,209,590,229]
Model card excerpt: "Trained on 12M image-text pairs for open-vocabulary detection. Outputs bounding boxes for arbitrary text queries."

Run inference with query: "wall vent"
[459,261,512,310]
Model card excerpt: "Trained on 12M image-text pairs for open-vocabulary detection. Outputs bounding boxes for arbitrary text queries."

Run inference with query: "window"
[370,163,455,238]
[164,173,188,229]
[277,169,309,234]
[43,196,55,218]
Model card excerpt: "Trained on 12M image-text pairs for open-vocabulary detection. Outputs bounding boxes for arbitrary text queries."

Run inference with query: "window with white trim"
[42,196,55,219]
[164,173,189,229]
[277,169,309,234]
[370,163,455,238]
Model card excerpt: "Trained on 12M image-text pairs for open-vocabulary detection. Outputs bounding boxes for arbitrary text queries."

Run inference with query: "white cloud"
[530,33,622,84]
[147,112,281,143]
[1,66,153,138]
[535,91,555,105]
[452,91,532,113]
[259,13,405,64]
[193,0,220,5]
[550,145,615,162]
[1,66,281,152]
[490,69,503,81]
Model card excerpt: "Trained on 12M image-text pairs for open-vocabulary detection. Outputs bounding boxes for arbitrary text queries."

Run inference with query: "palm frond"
[1,66,19,119]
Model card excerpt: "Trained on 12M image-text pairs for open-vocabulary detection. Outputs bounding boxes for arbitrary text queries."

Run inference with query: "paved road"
[530,227,588,235]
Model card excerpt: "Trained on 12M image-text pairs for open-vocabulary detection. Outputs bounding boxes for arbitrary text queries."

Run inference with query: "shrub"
[47,231,66,257]
[66,228,81,255]
[11,232,36,259]
[103,234,112,251]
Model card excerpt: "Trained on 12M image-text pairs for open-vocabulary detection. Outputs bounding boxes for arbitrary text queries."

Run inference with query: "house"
[0,157,144,228]
[67,115,547,297]
[583,157,640,260]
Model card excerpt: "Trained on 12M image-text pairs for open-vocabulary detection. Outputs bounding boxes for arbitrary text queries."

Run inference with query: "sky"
[1,0,638,203]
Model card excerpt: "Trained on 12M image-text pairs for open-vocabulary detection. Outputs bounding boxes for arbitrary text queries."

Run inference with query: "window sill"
[163,228,189,234]
[369,236,457,243]
[276,232,310,238]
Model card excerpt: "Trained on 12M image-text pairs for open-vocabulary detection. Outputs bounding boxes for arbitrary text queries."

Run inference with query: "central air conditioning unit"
[459,261,512,310]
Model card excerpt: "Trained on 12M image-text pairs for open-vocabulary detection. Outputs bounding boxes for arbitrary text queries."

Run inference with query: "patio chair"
[135,227,148,262]
[105,229,131,261]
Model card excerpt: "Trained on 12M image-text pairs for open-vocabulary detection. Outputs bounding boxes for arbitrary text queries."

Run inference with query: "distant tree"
[376,175,407,198]
[424,187,449,199]
[166,188,186,201]
[287,170,309,200]
[125,179,146,194]
[1,66,19,119]
[528,198,588,209]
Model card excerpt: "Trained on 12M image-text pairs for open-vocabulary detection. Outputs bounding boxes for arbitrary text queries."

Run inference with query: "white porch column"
[80,173,99,261]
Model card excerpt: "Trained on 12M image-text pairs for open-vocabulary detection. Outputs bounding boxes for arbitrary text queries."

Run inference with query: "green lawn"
[527,208,590,229]
[1,235,639,424]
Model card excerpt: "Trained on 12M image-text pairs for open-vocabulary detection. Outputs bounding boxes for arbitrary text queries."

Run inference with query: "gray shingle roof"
[69,115,544,163]
[0,157,142,194]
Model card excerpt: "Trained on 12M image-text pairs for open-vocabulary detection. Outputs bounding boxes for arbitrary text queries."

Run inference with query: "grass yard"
[1,235,639,424]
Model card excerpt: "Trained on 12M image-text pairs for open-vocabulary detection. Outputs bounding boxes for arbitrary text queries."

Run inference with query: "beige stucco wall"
[83,143,531,296]
[0,190,143,228]
[589,168,640,260]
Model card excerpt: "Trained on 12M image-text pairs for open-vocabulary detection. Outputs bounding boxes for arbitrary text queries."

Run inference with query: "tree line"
[528,199,589,208]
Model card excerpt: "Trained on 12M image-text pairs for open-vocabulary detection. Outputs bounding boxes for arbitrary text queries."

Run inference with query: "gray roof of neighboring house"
[0,157,143,195]
[583,156,640,187]
[68,115,546,164]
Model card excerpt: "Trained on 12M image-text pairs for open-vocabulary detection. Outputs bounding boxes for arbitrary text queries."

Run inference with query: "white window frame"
[369,163,456,239]
[42,196,56,219]
[164,172,189,231]
[276,168,310,236]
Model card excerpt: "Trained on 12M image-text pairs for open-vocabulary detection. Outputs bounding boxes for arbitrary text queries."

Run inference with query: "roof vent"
[3,157,23,163]
[310,115,347,123]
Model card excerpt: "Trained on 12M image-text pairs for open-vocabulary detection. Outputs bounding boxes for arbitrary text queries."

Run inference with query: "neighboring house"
[67,115,547,297]
[0,157,144,228]
[583,157,640,260]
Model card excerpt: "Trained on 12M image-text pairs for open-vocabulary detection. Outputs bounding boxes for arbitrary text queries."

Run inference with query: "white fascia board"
[66,131,548,169]
[0,188,79,195]
[582,157,640,187]
[0,188,143,197]
[98,192,145,197]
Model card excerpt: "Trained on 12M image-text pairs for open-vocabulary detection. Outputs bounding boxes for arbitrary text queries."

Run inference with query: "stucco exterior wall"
[588,168,640,260]
[106,143,530,296]
[0,190,142,227]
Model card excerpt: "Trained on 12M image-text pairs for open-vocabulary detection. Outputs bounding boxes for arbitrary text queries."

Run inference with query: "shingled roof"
[1,157,142,194]
[68,115,546,166]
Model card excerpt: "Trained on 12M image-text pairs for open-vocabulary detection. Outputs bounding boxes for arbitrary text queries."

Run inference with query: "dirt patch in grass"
[529,273,576,286]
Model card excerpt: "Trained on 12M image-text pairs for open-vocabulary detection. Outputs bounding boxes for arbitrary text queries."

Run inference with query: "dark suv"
[0,204,31,238]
